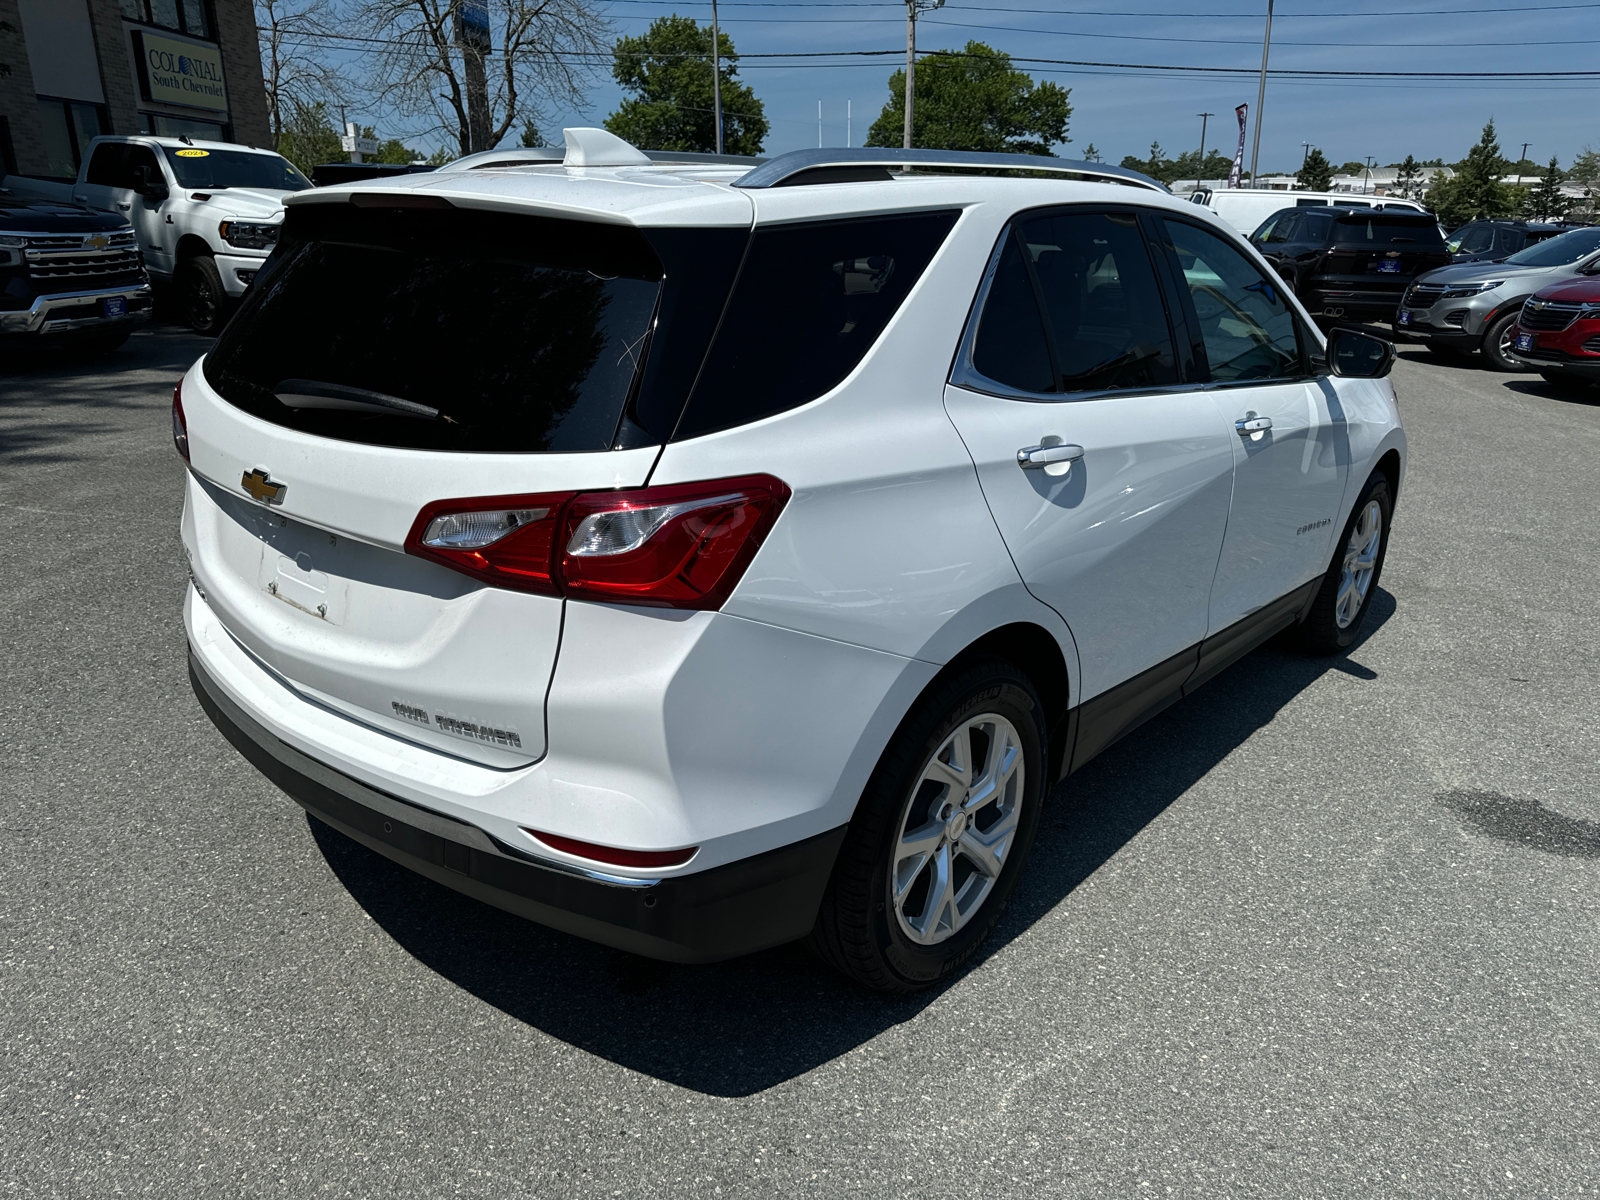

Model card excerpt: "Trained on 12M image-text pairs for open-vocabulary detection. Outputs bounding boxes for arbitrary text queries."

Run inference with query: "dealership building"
[0,0,270,179]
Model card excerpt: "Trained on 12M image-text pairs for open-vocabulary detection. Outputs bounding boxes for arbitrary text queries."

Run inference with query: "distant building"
[0,0,271,179]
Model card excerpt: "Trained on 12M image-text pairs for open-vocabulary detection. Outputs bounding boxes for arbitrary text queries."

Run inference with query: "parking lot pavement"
[2,329,1597,1198]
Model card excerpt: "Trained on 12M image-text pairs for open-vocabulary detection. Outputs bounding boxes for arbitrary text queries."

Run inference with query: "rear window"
[205,210,665,453]
[1504,226,1600,267]
[673,210,959,439]
[1332,216,1445,247]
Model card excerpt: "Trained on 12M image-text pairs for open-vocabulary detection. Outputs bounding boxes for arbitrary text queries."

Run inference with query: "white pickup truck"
[4,135,311,333]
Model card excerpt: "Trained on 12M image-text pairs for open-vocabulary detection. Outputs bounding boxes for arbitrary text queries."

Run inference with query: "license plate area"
[1397,310,1412,325]
[1514,332,1535,352]
[1378,259,1401,273]
[101,296,127,318]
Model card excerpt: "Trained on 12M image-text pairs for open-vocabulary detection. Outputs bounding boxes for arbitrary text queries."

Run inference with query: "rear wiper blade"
[273,379,449,421]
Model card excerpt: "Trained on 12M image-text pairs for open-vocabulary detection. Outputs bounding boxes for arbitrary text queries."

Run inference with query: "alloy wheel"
[1335,499,1383,629]
[890,713,1024,945]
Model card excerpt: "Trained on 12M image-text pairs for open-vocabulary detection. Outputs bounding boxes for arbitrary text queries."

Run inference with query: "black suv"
[1251,206,1452,324]
[1445,219,1573,264]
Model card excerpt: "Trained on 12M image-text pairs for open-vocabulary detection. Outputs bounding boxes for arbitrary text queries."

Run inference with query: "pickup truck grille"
[1518,299,1589,332]
[24,230,145,289]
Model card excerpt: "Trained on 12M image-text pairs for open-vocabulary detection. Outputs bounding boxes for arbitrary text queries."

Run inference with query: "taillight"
[523,829,697,869]
[172,379,190,462]
[404,474,790,609]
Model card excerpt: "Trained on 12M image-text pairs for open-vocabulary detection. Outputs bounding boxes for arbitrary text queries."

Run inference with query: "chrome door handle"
[1017,443,1084,468]
[116,203,131,210]
[1236,416,1272,435]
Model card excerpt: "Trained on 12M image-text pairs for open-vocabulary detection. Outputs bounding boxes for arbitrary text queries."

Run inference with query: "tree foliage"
[1427,121,1525,226]
[1393,154,1423,201]
[276,100,343,176]
[1296,147,1334,191]
[1523,157,1571,221]
[1336,160,1366,176]
[1081,142,1100,162]
[355,0,608,156]
[603,15,767,154]
[866,42,1070,155]
[1120,142,1229,185]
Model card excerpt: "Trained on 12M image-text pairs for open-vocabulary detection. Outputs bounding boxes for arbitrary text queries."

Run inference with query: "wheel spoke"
[907,843,955,942]
[899,819,944,862]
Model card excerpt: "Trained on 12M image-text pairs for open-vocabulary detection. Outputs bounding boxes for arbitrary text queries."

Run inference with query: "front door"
[944,208,1237,708]
[1154,216,1349,634]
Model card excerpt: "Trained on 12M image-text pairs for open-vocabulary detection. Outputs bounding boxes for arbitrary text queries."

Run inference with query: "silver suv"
[1394,226,1600,370]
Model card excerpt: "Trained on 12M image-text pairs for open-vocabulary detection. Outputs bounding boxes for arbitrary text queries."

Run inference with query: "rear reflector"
[524,829,697,869]
[404,474,790,609]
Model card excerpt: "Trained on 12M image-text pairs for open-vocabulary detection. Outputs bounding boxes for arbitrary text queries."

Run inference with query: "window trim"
[1150,213,1317,388]
[949,202,1193,405]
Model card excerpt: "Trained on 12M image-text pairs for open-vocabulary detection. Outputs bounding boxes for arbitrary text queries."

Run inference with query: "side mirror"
[132,165,169,202]
[1326,327,1396,379]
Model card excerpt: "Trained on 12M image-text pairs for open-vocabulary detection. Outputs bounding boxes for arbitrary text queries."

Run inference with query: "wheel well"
[1375,448,1402,503]
[1484,296,1531,336]
[941,622,1072,782]
[175,235,213,264]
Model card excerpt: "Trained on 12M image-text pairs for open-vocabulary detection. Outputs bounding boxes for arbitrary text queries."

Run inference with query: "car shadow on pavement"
[1503,378,1600,407]
[313,590,1395,1098]
[0,325,208,465]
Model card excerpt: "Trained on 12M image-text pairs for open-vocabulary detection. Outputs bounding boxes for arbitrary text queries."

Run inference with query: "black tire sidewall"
[862,667,1046,988]
[1481,311,1524,372]
[184,257,225,335]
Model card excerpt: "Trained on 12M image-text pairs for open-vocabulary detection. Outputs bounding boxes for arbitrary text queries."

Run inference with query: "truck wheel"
[1480,311,1526,373]
[180,256,231,335]
[808,658,1046,993]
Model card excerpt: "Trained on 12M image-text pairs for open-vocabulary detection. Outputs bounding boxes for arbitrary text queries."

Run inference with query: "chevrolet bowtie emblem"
[82,234,108,251]
[241,468,286,505]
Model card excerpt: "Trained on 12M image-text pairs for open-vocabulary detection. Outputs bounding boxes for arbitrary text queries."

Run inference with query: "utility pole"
[1301,142,1312,167]
[454,0,492,153]
[819,100,823,148]
[1518,141,1531,187]
[903,0,945,150]
[710,0,723,154]
[1248,0,1274,186]
[848,99,852,147]
[1196,111,1213,191]
[1363,154,1375,194]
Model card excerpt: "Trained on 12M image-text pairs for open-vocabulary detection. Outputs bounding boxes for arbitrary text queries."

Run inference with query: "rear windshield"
[673,210,959,439]
[1504,226,1600,267]
[1332,216,1444,246]
[162,147,312,191]
[205,210,663,453]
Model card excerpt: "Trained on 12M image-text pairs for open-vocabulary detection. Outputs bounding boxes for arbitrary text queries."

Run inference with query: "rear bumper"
[1303,287,1405,320]
[0,282,153,335]
[190,647,847,963]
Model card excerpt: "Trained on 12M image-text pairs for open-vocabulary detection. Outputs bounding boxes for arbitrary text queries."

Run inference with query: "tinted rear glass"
[1332,216,1445,246]
[1504,226,1600,266]
[674,210,959,439]
[205,212,662,453]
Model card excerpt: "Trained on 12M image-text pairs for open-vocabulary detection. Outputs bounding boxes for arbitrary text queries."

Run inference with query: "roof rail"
[732,148,1167,193]
[642,150,767,167]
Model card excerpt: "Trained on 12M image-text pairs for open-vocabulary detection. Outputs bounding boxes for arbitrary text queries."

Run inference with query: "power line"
[600,0,1600,14]
[923,18,1600,48]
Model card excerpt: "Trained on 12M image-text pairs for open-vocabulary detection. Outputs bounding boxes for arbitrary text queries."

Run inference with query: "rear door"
[944,206,1236,706]
[1153,215,1348,634]
[183,203,743,766]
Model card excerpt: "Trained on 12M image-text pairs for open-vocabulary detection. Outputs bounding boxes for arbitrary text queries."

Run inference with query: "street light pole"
[710,0,723,154]
[1248,0,1274,187]
[1518,141,1531,187]
[1196,112,1213,192]
[1364,154,1375,195]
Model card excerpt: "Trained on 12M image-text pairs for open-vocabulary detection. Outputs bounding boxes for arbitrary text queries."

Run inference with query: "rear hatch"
[1315,211,1451,295]
[182,191,748,766]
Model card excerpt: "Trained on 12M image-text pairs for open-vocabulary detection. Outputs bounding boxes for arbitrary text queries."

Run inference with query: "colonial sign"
[132,31,228,113]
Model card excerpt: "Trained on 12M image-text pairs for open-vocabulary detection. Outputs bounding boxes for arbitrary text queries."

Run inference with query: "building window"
[137,112,229,141]
[121,0,212,39]
[36,98,108,180]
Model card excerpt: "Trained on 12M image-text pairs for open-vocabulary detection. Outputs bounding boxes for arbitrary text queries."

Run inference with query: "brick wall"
[212,0,271,149]
[0,0,50,174]
[84,0,140,136]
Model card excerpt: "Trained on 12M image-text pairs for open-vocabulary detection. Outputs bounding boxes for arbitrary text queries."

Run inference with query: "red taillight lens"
[558,474,790,609]
[404,474,789,609]
[523,829,697,869]
[405,491,576,596]
[172,380,190,462]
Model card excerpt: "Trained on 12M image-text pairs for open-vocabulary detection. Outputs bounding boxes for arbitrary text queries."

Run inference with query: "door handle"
[116,202,131,210]
[1236,416,1273,435]
[1017,443,1084,468]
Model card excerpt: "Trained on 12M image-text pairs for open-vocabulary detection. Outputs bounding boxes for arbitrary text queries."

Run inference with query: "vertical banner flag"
[1228,104,1247,188]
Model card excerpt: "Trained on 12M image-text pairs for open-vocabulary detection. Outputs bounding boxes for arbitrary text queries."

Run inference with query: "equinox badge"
[241,468,286,505]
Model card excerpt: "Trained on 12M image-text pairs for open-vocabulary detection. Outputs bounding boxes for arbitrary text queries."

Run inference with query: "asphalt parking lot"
[2,326,1598,1198]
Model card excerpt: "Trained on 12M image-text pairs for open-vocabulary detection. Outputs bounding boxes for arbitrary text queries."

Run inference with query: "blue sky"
[363,0,1600,171]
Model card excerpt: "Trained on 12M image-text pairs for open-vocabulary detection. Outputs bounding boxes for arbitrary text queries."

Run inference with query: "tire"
[1480,310,1526,372]
[809,658,1047,993]
[1299,471,1393,654]
[180,255,231,335]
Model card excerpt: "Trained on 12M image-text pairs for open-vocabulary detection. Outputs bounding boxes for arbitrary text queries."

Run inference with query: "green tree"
[1524,157,1571,221]
[1393,154,1423,201]
[1121,141,1168,181]
[1165,147,1231,185]
[358,125,424,164]
[1296,147,1334,191]
[519,120,544,148]
[603,15,767,154]
[425,146,455,166]
[276,99,343,176]
[1081,142,1101,162]
[1429,120,1518,226]
[1569,147,1600,187]
[1336,160,1365,175]
[866,42,1070,154]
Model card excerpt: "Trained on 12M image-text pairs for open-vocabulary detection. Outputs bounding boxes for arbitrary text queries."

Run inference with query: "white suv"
[178,129,1405,992]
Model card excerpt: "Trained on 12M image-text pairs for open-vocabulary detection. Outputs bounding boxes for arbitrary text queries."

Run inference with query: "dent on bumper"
[0,283,153,335]
[189,647,847,963]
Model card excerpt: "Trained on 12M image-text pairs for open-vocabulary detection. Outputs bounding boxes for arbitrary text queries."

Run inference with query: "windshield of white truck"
[161,147,312,191]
